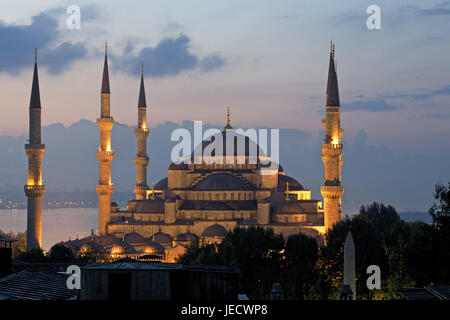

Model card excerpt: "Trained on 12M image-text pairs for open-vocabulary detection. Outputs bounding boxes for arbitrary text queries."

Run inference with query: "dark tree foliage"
[218,227,285,299]
[318,202,400,299]
[16,247,47,262]
[281,233,318,299]
[49,243,74,261]
[176,240,221,265]
[0,230,26,258]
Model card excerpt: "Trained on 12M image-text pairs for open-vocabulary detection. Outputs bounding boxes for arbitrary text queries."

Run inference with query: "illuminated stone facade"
[68,44,344,262]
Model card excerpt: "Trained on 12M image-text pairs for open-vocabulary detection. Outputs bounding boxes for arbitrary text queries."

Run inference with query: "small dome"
[94,234,121,247]
[201,224,227,238]
[150,232,172,246]
[174,233,198,243]
[124,232,147,245]
[110,245,125,255]
[142,242,165,255]
[277,175,304,192]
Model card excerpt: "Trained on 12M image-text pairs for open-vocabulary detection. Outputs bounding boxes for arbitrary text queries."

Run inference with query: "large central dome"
[193,173,253,190]
[191,130,266,159]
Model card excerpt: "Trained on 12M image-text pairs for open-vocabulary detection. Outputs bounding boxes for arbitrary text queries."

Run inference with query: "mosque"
[26,43,344,262]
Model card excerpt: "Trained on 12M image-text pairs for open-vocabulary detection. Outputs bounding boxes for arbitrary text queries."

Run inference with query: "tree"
[176,240,220,265]
[178,226,285,299]
[49,243,74,261]
[218,226,285,299]
[16,247,47,262]
[317,203,402,299]
[281,233,318,299]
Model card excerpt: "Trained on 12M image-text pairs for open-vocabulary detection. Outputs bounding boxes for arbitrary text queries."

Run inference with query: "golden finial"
[226,106,230,125]
[105,41,108,55]
[141,63,144,75]
[329,40,336,59]
[285,181,290,200]
[34,47,37,63]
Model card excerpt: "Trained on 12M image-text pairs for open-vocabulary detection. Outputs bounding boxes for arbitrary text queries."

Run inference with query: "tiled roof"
[0,270,78,300]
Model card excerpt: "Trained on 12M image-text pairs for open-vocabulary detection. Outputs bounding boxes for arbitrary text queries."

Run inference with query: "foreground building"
[63,42,344,262]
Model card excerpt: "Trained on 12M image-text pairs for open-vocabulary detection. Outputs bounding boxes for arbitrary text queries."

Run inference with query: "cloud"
[114,34,226,77]
[424,113,450,119]
[0,10,88,75]
[382,85,450,101]
[343,98,399,112]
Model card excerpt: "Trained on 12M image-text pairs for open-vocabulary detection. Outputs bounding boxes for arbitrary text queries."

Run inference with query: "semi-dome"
[155,177,168,190]
[277,175,304,192]
[134,198,165,213]
[203,202,233,210]
[124,232,147,245]
[201,224,227,238]
[274,201,319,215]
[193,173,252,190]
[150,232,172,246]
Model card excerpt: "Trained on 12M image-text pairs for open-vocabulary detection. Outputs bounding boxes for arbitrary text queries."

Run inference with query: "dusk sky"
[0,0,449,156]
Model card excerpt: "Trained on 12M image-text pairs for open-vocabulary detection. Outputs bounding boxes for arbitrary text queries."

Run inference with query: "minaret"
[96,42,114,235]
[133,64,150,200]
[25,49,46,251]
[321,41,344,231]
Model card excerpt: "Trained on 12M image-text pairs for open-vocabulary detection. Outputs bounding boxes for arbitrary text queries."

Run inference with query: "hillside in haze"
[0,119,448,212]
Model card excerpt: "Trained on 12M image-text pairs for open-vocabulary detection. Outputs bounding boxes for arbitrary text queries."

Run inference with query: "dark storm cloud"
[343,99,399,112]
[115,34,225,77]
[0,9,88,75]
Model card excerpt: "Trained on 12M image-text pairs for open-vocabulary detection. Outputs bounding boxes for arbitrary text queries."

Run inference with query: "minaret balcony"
[25,144,45,150]
[24,184,46,197]
[97,150,114,162]
[97,117,114,130]
[320,185,344,199]
[96,184,115,195]
[135,127,150,137]
[134,155,149,166]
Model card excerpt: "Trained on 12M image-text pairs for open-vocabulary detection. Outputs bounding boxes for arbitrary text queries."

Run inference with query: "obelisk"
[343,230,356,300]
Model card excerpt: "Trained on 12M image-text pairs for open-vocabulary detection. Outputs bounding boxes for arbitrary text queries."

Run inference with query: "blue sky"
[0,1,449,209]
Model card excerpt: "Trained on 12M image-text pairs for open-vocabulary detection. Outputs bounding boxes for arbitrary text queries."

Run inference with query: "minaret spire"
[25,50,46,250]
[134,63,150,200]
[138,64,147,108]
[326,41,340,107]
[101,41,110,94]
[30,49,41,110]
[321,41,344,232]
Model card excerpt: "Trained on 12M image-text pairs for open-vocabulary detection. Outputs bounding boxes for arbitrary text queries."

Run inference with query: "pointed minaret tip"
[30,49,41,109]
[138,63,147,108]
[326,41,340,107]
[101,41,110,94]
[223,106,233,130]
